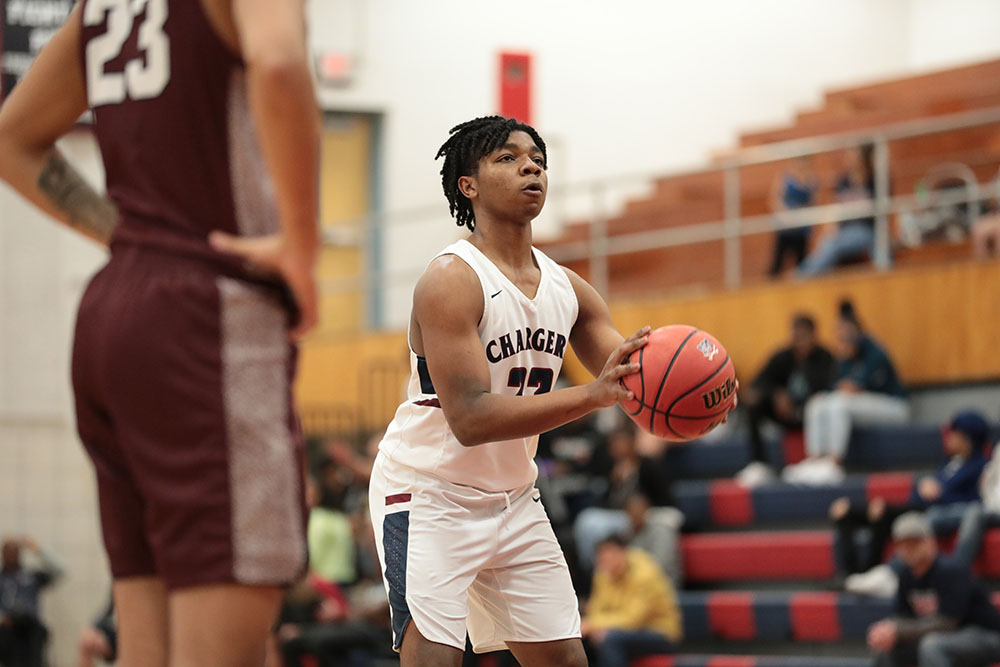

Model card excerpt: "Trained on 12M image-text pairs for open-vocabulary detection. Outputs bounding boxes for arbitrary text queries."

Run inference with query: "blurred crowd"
[7,297,1000,667]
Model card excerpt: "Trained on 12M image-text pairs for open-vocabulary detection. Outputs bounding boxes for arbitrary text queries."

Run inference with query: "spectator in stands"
[623,492,684,587]
[868,512,1000,667]
[536,412,608,528]
[769,155,819,277]
[736,313,835,487]
[77,596,116,667]
[582,536,682,667]
[799,144,879,277]
[783,300,908,485]
[307,470,357,585]
[573,425,681,581]
[0,536,62,667]
[972,212,1000,259]
[951,422,1000,570]
[274,572,393,667]
[831,410,990,596]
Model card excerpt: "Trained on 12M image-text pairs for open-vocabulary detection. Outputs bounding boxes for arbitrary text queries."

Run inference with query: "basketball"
[621,325,737,441]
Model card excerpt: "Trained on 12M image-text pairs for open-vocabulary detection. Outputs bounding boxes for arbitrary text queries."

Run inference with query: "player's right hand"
[590,326,650,408]
[209,231,318,340]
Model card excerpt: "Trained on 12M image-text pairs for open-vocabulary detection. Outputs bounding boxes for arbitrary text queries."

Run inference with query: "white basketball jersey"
[378,239,579,492]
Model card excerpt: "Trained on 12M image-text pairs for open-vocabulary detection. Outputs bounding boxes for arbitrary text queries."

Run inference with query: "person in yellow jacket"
[581,535,682,667]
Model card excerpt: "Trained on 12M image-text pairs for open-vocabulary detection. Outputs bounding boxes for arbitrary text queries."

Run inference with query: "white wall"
[906,0,1000,71]
[311,0,920,325]
[0,133,110,666]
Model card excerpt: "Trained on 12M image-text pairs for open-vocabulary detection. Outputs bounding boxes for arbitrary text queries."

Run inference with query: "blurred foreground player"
[370,115,737,667]
[0,0,321,665]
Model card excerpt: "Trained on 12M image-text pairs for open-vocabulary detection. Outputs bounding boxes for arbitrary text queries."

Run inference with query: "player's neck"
[468,218,535,270]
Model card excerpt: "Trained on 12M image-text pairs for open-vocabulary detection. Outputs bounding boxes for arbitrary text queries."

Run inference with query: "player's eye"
[532,157,546,167]
[498,155,515,162]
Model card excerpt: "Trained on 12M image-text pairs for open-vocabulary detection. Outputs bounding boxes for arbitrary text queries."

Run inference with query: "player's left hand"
[721,379,739,424]
[209,231,318,340]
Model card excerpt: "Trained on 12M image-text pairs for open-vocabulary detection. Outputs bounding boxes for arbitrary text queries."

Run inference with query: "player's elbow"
[246,47,310,88]
[450,420,486,447]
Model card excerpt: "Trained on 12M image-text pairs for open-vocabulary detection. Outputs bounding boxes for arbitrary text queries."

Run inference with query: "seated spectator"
[830,410,990,596]
[573,425,680,579]
[620,492,684,587]
[867,512,1000,667]
[783,300,908,485]
[582,536,682,667]
[77,596,116,667]
[769,155,819,277]
[535,412,608,528]
[952,424,1000,569]
[972,212,1000,259]
[799,144,879,277]
[0,536,62,667]
[736,313,834,487]
[274,572,393,667]
[307,470,358,586]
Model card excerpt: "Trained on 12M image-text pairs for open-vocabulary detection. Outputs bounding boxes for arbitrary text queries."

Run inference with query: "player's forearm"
[447,383,604,447]
[246,55,320,260]
[0,144,116,244]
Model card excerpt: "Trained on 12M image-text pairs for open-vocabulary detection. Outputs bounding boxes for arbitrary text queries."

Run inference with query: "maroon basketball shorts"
[71,245,307,590]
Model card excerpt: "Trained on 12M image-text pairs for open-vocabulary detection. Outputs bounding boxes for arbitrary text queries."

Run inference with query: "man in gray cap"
[868,512,1000,666]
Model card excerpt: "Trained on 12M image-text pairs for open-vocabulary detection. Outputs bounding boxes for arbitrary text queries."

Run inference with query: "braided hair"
[434,116,548,231]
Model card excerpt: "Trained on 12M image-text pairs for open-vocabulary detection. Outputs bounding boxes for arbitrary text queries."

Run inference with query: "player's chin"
[519,195,546,214]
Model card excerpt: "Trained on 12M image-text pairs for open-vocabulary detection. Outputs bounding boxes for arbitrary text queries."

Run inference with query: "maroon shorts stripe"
[412,398,441,408]
[385,493,412,506]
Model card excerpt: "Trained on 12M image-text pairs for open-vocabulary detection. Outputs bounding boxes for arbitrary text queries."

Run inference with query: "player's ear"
[458,175,477,201]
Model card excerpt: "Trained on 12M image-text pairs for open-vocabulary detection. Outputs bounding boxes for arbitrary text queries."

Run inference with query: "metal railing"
[320,106,1000,320]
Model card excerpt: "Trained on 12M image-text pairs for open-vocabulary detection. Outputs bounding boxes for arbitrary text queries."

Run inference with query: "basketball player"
[371,116,724,667]
[0,1,319,665]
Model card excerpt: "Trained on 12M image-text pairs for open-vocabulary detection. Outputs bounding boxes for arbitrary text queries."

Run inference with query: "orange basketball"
[620,325,737,441]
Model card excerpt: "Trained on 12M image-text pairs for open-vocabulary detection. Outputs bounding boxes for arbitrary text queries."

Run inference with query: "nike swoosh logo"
[491,290,502,299]
[532,495,541,502]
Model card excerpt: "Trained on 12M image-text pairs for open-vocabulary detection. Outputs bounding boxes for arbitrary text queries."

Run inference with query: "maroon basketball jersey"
[78,0,279,265]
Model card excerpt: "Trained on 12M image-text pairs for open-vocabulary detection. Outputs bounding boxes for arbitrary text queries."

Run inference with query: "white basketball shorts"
[369,452,582,653]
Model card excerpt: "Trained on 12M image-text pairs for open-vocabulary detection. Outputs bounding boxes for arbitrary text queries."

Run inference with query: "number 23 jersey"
[79,0,279,269]
[379,239,579,492]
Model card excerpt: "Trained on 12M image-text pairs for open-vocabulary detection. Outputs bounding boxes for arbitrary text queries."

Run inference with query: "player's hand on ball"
[591,326,650,408]
[209,231,318,341]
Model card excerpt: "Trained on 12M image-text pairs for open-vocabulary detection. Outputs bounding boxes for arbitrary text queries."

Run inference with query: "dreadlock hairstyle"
[434,115,548,232]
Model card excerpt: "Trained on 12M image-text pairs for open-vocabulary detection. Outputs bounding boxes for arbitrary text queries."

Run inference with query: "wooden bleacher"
[537,58,1000,299]
[297,259,1000,435]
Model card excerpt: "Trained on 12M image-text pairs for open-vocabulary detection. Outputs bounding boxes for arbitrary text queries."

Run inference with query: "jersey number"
[84,0,170,107]
[507,367,554,396]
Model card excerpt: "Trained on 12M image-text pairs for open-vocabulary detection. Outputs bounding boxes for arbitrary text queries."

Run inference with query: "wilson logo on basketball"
[701,376,736,410]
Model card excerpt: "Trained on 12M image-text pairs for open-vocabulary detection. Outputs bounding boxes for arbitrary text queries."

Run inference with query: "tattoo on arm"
[37,151,117,243]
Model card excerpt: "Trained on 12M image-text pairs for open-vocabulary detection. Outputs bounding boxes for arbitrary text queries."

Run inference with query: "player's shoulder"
[421,252,480,288]
[413,253,483,321]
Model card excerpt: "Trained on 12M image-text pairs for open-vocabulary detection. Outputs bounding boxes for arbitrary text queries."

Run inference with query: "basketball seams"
[647,328,699,435]
[664,354,733,417]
